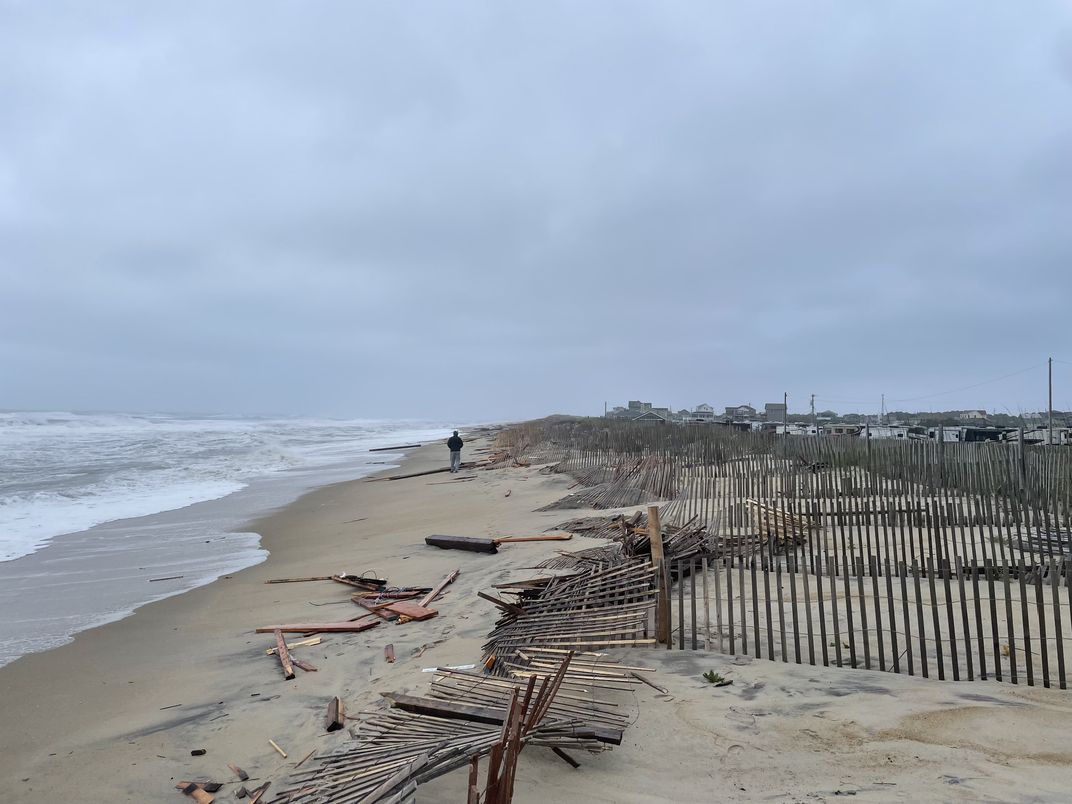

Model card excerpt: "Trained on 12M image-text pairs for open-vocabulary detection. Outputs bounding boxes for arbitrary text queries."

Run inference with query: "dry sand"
[2,437,1071,803]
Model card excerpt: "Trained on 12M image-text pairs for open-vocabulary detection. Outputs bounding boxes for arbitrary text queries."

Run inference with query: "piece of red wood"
[274,629,295,680]
[383,601,437,621]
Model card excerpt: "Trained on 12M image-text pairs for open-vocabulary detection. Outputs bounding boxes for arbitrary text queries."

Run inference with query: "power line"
[811,362,1046,409]
[887,363,1044,403]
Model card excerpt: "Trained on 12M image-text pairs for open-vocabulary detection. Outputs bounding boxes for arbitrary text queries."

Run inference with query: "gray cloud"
[3,1,1072,420]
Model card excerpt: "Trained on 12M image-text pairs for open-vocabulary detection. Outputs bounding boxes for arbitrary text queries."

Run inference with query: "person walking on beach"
[447,430,464,473]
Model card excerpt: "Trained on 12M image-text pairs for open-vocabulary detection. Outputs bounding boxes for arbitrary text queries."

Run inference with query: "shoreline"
[4,433,1072,802]
[0,433,591,801]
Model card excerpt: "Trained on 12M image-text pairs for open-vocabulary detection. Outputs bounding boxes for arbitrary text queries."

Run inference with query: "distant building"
[632,410,668,423]
[605,400,670,423]
[957,410,988,421]
[765,402,787,421]
[724,404,756,420]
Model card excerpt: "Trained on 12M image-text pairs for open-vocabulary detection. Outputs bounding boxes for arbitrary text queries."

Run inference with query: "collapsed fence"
[498,418,1072,689]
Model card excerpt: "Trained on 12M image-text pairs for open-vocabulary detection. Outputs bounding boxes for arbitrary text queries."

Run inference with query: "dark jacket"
[447,435,463,451]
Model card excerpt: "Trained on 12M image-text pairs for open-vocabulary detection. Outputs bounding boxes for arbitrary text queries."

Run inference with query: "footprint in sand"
[725,708,757,728]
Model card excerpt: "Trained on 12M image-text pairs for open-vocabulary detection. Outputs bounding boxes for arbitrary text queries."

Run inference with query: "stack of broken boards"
[267,652,649,804]
[483,549,658,675]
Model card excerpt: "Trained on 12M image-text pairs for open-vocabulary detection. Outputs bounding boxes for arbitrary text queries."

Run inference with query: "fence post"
[649,505,671,646]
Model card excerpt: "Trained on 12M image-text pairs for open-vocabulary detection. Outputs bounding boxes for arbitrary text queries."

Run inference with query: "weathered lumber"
[385,643,396,663]
[369,443,423,452]
[382,692,521,726]
[426,535,499,553]
[247,782,270,804]
[325,696,346,732]
[419,569,461,608]
[274,630,295,680]
[255,618,380,634]
[291,657,318,672]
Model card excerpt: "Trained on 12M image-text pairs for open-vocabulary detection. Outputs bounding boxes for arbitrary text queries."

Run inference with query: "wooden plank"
[274,630,295,680]
[255,618,380,634]
[926,558,944,680]
[383,601,438,621]
[1019,560,1034,686]
[291,657,318,672]
[325,696,346,732]
[419,569,461,608]
[1037,569,1051,688]
[385,643,396,663]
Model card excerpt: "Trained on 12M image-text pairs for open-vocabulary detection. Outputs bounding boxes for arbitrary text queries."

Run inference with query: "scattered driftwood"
[385,643,396,663]
[268,739,287,758]
[369,443,422,452]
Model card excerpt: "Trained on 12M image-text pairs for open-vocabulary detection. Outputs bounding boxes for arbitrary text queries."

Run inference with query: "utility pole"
[810,393,816,434]
[1048,356,1054,446]
[783,391,788,435]
[881,393,886,425]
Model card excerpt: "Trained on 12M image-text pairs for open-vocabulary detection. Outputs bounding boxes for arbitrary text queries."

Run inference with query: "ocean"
[0,411,457,667]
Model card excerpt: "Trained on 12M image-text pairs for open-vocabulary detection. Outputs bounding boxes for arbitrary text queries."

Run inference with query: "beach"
[3,434,1072,803]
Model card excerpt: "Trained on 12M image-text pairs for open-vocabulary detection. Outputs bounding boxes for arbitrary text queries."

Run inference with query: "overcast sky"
[3,2,1072,422]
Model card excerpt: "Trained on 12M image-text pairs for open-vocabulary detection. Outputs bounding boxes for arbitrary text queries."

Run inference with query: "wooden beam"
[325,697,345,732]
[425,535,498,553]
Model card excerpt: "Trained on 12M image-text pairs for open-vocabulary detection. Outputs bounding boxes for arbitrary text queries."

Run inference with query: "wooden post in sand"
[648,506,671,646]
